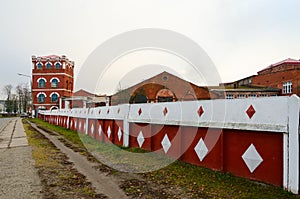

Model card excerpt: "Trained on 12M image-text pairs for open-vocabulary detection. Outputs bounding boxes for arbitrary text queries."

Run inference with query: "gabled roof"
[258,58,300,73]
[73,89,96,97]
[73,89,105,97]
[114,71,203,95]
[136,71,201,88]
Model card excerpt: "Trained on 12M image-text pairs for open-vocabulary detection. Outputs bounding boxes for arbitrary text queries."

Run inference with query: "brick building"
[219,58,300,98]
[31,55,74,111]
[71,89,108,108]
[111,71,221,105]
[252,58,300,96]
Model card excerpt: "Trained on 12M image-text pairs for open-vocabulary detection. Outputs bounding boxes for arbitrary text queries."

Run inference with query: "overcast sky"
[1,0,299,96]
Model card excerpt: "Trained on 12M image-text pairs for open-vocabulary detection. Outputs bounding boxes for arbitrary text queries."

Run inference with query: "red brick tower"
[31,55,74,111]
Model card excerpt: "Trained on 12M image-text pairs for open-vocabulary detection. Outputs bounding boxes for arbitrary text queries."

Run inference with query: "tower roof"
[40,55,62,59]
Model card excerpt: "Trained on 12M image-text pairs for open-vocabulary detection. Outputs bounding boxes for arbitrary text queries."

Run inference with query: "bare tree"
[112,83,131,105]
[23,86,30,113]
[3,84,13,113]
[15,83,30,113]
[3,84,13,100]
[16,84,23,113]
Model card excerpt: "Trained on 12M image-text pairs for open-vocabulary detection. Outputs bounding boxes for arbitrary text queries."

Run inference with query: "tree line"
[1,84,31,114]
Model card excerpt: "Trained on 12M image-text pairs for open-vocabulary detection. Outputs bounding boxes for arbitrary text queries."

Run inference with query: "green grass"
[29,118,300,198]
[24,121,60,168]
[145,161,298,198]
[29,118,84,147]
[23,119,103,198]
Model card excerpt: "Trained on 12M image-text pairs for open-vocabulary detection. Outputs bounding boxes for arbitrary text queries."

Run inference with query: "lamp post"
[17,73,34,117]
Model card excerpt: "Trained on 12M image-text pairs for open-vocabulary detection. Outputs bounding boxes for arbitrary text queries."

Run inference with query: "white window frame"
[45,62,52,69]
[54,62,61,69]
[237,94,246,99]
[37,78,47,88]
[36,62,43,69]
[248,94,257,98]
[37,92,47,103]
[283,81,292,94]
[50,78,60,88]
[50,92,59,102]
[259,94,267,97]
[226,94,234,99]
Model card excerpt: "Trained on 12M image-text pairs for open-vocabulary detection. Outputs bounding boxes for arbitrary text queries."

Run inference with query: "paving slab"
[10,137,28,148]
[0,118,42,198]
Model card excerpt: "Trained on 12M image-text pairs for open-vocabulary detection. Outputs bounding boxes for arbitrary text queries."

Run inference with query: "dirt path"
[29,121,128,199]
[0,118,42,199]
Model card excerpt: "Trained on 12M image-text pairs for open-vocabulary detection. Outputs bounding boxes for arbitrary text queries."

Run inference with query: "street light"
[17,73,34,117]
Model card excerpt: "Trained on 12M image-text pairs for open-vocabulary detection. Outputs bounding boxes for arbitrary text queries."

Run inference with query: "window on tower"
[46,62,52,69]
[51,93,58,102]
[38,94,45,103]
[38,79,46,88]
[55,62,61,69]
[36,62,42,69]
[51,79,59,88]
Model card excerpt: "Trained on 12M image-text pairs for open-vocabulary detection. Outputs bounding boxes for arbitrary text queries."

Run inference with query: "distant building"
[253,58,300,96]
[0,94,5,112]
[111,71,222,105]
[219,58,300,98]
[70,89,108,108]
[209,85,280,99]
[31,55,74,110]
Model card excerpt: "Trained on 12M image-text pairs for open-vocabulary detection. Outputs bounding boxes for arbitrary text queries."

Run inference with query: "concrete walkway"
[0,118,42,199]
[30,122,128,199]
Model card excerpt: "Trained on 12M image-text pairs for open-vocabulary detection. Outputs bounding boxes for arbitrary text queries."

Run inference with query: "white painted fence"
[39,95,300,194]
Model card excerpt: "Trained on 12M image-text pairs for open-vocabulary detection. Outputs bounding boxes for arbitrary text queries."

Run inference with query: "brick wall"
[252,64,300,96]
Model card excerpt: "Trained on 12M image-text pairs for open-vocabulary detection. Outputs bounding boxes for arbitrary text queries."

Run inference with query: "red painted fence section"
[38,95,300,194]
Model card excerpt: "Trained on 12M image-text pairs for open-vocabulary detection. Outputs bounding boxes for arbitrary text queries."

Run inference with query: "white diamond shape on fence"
[194,138,208,162]
[98,125,102,135]
[79,122,81,130]
[161,134,171,154]
[70,120,73,127]
[74,121,77,128]
[242,144,263,173]
[107,126,111,139]
[137,131,145,148]
[91,124,94,134]
[118,127,122,141]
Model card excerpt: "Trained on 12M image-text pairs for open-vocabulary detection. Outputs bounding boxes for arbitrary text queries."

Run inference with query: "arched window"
[55,62,61,69]
[133,94,148,104]
[156,89,175,102]
[36,62,42,69]
[38,79,46,88]
[46,62,52,69]
[38,93,45,103]
[50,106,58,110]
[51,79,59,88]
[51,93,58,102]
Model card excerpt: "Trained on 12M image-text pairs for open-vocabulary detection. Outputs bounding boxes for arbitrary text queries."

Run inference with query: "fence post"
[286,95,300,193]
[123,115,130,147]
